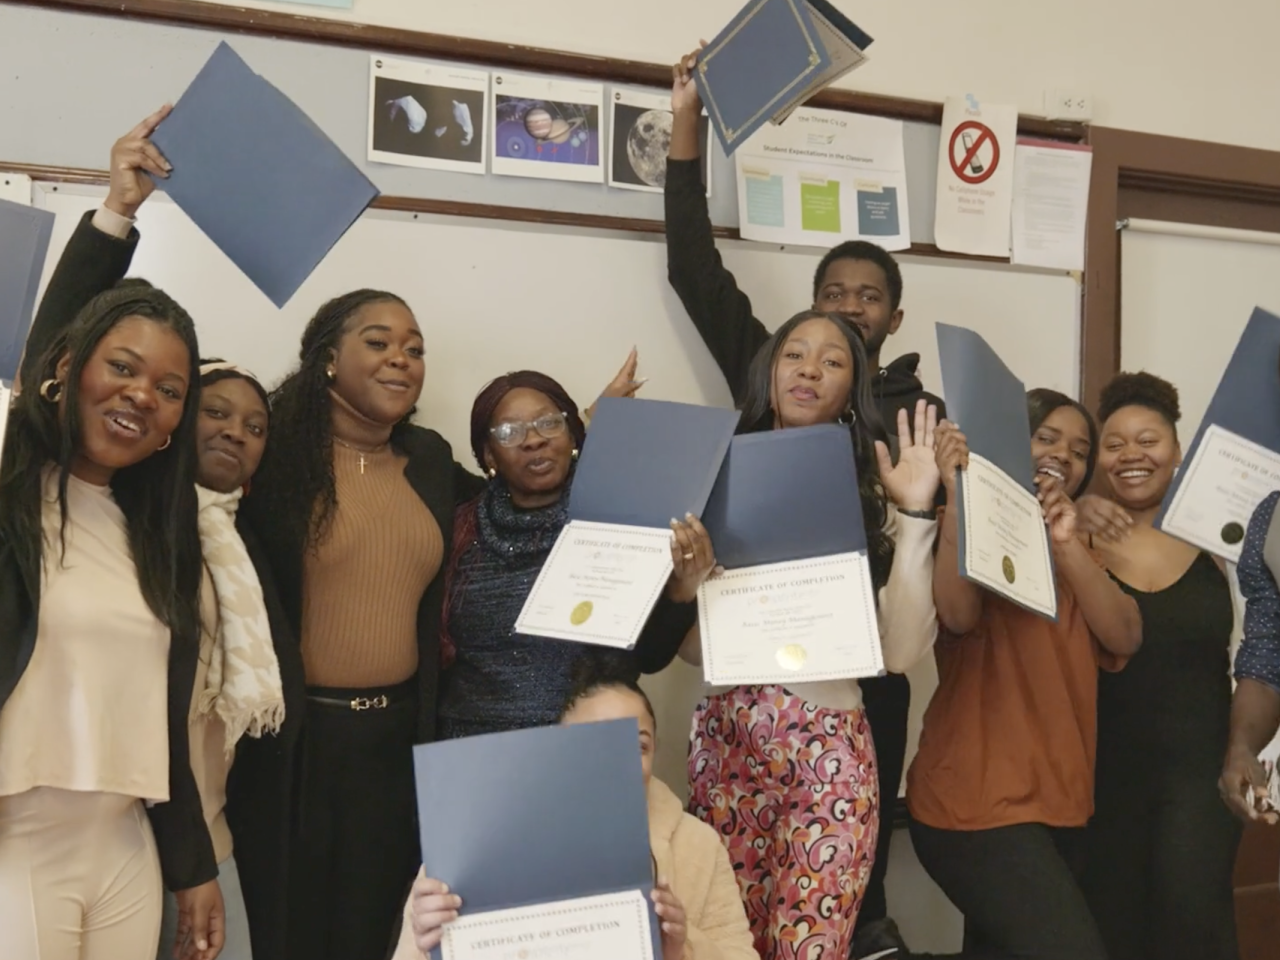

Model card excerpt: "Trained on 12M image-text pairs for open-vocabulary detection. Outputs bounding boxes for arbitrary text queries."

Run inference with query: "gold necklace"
[332,435,389,475]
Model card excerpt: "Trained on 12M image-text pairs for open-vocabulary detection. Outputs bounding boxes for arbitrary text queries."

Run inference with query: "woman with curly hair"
[1080,372,1241,960]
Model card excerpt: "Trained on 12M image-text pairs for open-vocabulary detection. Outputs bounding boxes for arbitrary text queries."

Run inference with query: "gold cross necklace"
[332,435,389,475]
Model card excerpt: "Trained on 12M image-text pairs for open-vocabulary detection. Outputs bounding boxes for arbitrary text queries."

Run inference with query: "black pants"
[853,671,910,933]
[908,818,1107,960]
[1084,757,1242,960]
[288,682,420,960]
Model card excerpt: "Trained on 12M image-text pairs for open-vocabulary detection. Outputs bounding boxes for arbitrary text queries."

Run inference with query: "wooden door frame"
[1082,127,1280,410]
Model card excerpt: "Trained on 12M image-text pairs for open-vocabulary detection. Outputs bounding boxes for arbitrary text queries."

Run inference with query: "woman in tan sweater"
[392,661,759,960]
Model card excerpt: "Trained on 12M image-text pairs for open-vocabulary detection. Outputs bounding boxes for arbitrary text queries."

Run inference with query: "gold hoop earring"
[326,367,336,381]
[571,448,579,461]
[39,379,63,402]
[157,436,172,451]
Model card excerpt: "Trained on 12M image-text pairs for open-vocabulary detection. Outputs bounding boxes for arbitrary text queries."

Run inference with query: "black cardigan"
[0,211,216,892]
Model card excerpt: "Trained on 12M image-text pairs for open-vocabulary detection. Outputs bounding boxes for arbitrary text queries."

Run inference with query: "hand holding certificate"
[515,398,738,648]
[697,0,874,154]
[936,323,1057,619]
[1157,308,1280,561]
[412,720,660,960]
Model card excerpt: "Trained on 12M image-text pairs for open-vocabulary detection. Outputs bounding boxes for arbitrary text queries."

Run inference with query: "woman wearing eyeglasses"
[437,366,711,741]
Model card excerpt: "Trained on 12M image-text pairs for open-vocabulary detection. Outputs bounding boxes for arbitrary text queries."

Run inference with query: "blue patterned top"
[1235,491,1280,692]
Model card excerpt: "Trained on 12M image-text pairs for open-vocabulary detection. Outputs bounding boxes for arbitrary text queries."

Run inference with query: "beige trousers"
[0,787,162,960]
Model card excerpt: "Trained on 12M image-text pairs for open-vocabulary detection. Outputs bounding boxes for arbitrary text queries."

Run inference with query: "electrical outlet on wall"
[1044,89,1093,121]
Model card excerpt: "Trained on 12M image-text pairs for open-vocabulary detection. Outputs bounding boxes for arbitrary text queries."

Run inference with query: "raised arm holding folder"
[151,42,378,308]
[1157,307,1280,561]
[515,397,739,648]
[0,199,56,465]
[414,719,660,960]
[697,0,874,154]
[937,323,1057,619]
[696,424,882,684]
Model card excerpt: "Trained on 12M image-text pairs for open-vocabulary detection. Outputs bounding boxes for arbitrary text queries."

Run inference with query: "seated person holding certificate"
[392,656,759,960]
[680,311,941,960]
[437,367,711,740]
[1079,373,1241,960]
[906,390,1142,960]
[667,46,944,960]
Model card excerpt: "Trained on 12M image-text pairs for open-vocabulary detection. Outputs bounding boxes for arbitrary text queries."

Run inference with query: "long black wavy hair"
[250,289,411,551]
[738,310,894,589]
[1027,388,1099,497]
[0,281,203,641]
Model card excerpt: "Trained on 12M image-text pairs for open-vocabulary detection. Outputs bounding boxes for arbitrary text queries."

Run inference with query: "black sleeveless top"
[1098,551,1233,772]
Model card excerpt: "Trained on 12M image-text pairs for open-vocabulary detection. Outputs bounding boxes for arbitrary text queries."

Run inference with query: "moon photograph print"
[608,89,711,196]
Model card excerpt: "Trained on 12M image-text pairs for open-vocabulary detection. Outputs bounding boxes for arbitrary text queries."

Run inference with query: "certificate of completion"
[441,889,654,960]
[958,453,1056,619]
[697,552,882,685]
[1161,423,1280,562]
[515,521,674,648]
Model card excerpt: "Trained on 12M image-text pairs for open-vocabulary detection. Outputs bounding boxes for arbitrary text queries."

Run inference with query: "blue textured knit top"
[437,477,635,739]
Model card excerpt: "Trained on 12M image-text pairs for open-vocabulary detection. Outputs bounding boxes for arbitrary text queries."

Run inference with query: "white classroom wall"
[208,0,1280,152]
[14,1,1276,952]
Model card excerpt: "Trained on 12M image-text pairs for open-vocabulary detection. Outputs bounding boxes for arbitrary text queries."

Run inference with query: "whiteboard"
[34,182,1081,797]
[1122,228,1280,440]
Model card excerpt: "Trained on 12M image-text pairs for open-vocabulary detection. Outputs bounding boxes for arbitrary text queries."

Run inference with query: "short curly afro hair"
[1098,371,1181,428]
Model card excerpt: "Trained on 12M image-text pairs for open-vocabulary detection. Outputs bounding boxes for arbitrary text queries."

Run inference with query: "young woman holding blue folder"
[1080,373,1241,960]
[393,655,759,960]
[0,109,223,960]
[906,391,1142,960]
[676,309,942,960]
[667,46,945,960]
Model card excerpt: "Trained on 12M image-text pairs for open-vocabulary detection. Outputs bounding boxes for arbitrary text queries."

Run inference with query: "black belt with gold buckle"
[307,693,391,711]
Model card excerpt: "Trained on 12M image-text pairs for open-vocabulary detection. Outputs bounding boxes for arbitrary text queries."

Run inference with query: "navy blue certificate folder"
[702,425,867,568]
[698,0,874,154]
[936,323,1034,490]
[569,397,740,528]
[151,42,378,307]
[414,719,661,959]
[0,199,55,382]
[1156,307,1280,526]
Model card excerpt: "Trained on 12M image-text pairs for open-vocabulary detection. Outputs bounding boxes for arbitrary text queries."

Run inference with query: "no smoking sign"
[948,121,1000,184]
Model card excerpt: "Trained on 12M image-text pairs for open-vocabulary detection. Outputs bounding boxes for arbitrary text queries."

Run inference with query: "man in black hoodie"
[664,54,943,960]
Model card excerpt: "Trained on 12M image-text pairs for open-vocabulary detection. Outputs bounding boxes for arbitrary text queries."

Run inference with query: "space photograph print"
[368,56,488,175]
[608,88,712,196]
[490,73,605,183]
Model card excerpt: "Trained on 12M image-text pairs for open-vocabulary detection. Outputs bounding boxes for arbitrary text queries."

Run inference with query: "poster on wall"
[490,74,605,184]
[731,107,910,251]
[607,88,711,196]
[934,95,1018,257]
[368,56,488,175]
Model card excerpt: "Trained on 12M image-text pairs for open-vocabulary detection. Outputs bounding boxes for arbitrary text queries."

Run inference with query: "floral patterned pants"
[688,685,879,960]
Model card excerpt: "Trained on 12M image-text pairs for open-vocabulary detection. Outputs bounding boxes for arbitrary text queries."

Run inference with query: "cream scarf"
[196,484,285,755]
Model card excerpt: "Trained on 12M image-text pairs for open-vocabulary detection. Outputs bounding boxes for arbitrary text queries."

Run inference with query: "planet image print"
[625,108,673,187]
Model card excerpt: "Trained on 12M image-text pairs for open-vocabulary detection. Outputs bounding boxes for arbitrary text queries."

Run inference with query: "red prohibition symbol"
[949,121,999,184]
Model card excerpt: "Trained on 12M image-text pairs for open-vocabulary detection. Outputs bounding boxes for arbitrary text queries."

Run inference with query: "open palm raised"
[875,399,940,512]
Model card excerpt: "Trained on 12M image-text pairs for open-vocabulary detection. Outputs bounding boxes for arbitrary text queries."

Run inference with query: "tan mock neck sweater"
[299,406,443,690]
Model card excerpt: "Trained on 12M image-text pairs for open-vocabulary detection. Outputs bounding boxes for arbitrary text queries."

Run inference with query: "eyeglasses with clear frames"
[489,411,570,447]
